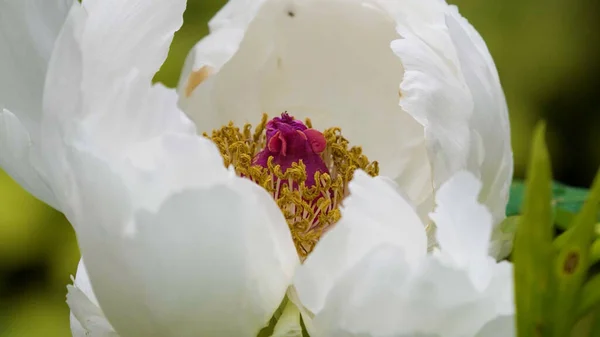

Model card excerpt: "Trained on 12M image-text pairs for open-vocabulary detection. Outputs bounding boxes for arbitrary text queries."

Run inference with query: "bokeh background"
[1,0,599,335]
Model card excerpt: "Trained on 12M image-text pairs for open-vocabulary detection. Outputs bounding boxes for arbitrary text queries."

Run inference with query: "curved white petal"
[0,0,72,208]
[208,0,269,32]
[294,170,426,315]
[444,8,513,224]
[475,316,515,337]
[80,0,186,89]
[0,0,72,128]
[430,171,493,290]
[40,0,196,213]
[391,0,512,225]
[391,30,472,194]
[0,108,57,208]
[49,0,196,157]
[43,0,193,156]
[67,260,118,337]
[311,245,513,337]
[486,261,515,317]
[39,1,86,213]
[176,0,270,93]
[68,135,298,337]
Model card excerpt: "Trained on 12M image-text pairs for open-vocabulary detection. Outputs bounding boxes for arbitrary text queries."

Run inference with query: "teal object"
[507,180,599,230]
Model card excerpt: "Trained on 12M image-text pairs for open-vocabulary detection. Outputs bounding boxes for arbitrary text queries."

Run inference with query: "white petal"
[486,261,515,316]
[72,260,99,309]
[391,0,512,225]
[0,0,71,129]
[80,0,186,88]
[41,0,196,212]
[311,245,513,337]
[391,2,473,203]
[294,170,426,315]
[50,0,196,156]
[444,9,513,224]
[76,76,197,162]
[308,244,411,337]
[0,108,57,208]
[208,0,269,32]
[475,316,515,337]
[430,171,493,290]
[341,171,428,265]
[39,2,86,212]
[180,0,431,209]
[431,171,492,260]
[69,137,298,337]
[176,0,270,102]
[299,172,514,337]
[176,0,272,96]
[67,259,117,337]
[0,0,72,208]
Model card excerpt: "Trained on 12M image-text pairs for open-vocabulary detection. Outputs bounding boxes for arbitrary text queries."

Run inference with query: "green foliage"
[513,122,556,337]
[578,274,600,318]
[550,170,600,336]
[513,122,600,337]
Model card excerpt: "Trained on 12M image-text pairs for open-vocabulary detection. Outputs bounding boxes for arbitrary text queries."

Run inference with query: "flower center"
[205,113,379,259]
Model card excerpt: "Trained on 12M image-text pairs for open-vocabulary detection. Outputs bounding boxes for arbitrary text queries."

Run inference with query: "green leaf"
[589,307,600,337]
[570,309,600,337]
[577,274,600,318]
[550,168,600,336]
[590,238,600,266]
[513,122,556,337]
[555,208,577,231]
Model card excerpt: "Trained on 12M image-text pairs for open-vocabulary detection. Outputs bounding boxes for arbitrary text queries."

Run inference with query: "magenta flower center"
[253,113,328,186]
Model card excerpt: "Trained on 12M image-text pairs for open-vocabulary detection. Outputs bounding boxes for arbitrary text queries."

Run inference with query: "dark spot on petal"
[287,11,295,17]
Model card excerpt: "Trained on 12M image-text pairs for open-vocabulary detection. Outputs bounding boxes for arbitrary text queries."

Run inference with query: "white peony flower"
[0,0,515,336]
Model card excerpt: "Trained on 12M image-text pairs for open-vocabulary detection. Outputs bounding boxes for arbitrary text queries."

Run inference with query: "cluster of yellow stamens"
[205,114,379,259]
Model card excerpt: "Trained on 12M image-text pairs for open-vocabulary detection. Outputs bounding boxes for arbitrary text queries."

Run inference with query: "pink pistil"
[253,113,328,186]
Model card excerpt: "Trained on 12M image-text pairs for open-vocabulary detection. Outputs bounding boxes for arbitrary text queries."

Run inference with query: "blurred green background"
[1,0,599,335]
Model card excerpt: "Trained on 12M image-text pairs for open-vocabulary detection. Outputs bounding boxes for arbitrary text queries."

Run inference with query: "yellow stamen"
[205,114,379,259]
